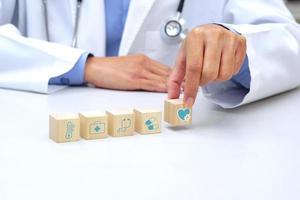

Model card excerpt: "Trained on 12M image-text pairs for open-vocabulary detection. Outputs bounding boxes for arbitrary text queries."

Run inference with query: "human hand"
[168,24,247,107]
[84,54,171,92]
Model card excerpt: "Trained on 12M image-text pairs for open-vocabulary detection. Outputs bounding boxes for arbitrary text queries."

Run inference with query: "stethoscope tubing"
[43,0,82,48]
[43,0,186,47]
[42,0,49,42]
[72,1,82,48]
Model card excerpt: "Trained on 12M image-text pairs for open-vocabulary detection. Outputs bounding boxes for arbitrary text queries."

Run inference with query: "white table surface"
[0,87,299,200]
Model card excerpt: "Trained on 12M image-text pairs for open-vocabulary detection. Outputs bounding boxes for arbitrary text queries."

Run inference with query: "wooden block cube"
[106,110,135,137]
[134,109,162,134]
[164,99,192,126]
[79,112,108,140]
[49,114,80,143]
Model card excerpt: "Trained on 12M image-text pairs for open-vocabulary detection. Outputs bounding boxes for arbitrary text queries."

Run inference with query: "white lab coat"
[0,0,300,108]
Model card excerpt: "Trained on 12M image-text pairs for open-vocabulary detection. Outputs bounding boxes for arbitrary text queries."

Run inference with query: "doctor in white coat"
[0,0,300,108]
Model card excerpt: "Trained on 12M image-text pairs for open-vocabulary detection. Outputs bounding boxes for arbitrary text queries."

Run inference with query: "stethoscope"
[161,0,187,45]
[42,0,186,48]
[42,0,82,48]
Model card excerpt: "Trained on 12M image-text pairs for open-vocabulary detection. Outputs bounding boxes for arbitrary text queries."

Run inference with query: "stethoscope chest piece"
[160,0,188,45]
[161,12,188,45]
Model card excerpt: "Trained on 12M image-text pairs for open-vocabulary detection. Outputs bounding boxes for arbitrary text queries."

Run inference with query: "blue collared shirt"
[49,0,250,89]
[49,0,130,85]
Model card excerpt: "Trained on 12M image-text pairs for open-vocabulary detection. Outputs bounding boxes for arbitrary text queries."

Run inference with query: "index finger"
[167,42,187,99]
[183,35,204,108]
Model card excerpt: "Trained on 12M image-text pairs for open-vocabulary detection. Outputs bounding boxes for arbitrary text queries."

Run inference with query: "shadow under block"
[49,114,80,143]
[164,99,192,126]
[79,112,108,140]
[134,109,162,134]
[106,110,135,137]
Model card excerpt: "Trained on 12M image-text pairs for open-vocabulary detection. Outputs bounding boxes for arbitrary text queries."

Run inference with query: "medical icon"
[65,121,75,139]
[145,118,159,131]
[177,108,191,121]
[117,118,132,133]
[89,121,105,134]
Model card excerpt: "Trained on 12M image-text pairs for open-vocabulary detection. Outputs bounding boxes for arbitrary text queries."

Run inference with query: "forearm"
[0,24,85,93]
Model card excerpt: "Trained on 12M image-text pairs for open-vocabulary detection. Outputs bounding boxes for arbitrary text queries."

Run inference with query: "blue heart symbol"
[177,108,191,121]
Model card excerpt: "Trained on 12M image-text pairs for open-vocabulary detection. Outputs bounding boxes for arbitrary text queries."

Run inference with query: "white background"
[0,87,299,200]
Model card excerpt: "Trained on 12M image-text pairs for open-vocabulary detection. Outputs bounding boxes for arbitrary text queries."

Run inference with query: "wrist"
[84,56,94,84]
[84,56,108,87]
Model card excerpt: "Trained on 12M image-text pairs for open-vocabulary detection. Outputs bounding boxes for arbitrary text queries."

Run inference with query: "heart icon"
[177,108,191,121]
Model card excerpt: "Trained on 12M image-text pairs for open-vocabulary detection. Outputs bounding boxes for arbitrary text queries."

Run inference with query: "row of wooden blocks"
[49,99,192,143]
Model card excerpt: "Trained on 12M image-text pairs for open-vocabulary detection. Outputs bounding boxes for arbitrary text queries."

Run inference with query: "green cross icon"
[94,126,101,133]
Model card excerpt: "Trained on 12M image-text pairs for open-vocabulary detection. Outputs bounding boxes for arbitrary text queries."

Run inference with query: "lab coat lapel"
[119,0,156,56]
[77,0,106,56]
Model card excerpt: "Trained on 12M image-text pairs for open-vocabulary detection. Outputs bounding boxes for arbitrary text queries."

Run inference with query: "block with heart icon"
[106,110,135,137]
[49,113,80,143]
[134,109,162,134]
[79,112,108,140]
[164,99,192,126]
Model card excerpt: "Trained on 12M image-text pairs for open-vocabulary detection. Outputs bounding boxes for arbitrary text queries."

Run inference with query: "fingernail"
[184,97,194,108]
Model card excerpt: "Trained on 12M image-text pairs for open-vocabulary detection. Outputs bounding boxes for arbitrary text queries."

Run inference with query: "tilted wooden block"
[134,109,162,134]
[106,110,135,137]
[79,112,108,140]
[164,99,192,126]
[49,113,80,143]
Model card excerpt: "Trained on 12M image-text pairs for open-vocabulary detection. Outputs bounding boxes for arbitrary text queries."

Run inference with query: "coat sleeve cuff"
[202,24,252,108]
[48,52,90,85]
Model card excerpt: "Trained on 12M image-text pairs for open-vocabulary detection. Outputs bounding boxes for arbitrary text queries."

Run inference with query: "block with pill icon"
[164,99,192,126]
[49,113,80,143]
[79,112,108,140]
[134,109,162,134]
[106,110,135,137]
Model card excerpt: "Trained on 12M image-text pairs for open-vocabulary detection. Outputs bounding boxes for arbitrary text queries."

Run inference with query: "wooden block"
[106,110,135,137]
[79,112,108,140]
[49,114,80,143]
[164,99,192,126]
[134,109,162,134]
